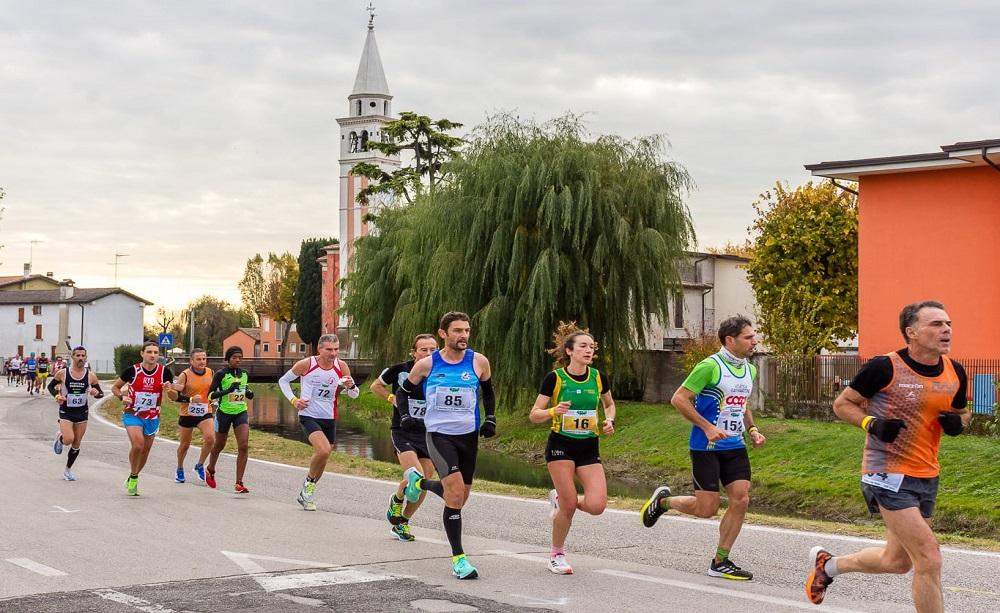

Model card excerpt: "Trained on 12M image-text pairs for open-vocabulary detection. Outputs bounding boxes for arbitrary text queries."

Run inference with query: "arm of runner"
[530,371,568,424]
[279,359,309,410]
[600,390,616,435]
[166,370,186,401]
[744,407,765,447]
[208,369,227,400]
[47,370,62,400]
[671,385,727,442]
[396,356,431,422]
[339,361,359,399]
[88,371,104,398]
[369,367,392,402]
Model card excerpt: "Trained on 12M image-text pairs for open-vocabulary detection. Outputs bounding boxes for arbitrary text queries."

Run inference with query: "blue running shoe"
[194,463,205,481]
[53,434,64,455]
[403,467,423,503]
[452,554,478,580]
[175,468,185,483]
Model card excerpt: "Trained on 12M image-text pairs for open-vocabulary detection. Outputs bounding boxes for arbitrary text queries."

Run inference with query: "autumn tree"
[745,180,858,354]
[179,296,245,356]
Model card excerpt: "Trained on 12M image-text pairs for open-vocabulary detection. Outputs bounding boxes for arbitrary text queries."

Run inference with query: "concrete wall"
[71,293,145,367]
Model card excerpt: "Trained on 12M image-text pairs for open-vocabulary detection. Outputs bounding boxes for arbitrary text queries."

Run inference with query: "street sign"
[158,333,174,347]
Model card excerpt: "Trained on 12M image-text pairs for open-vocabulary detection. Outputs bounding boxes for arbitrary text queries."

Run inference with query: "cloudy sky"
[1,1,997,314]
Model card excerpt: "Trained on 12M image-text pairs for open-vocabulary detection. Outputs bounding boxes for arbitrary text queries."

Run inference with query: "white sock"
[824,556,840,578]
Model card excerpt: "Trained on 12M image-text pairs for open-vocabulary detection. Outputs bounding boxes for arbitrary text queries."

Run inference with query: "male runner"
[369,333,439,541]
[205,346,254,493]
[37,352,50,394]
[18,355,28,387]
[48,346,103,480]
[641,315,766,580]
[8,355,21,386]
[24,352,38,395]
[806,301,968,613]
[165,348,215,483]
[111,342,174,496]
[397,312,497,580]
[278,334,359,511]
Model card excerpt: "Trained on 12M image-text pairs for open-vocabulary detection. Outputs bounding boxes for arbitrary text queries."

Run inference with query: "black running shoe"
[708,557,753,580]
[640,485,672,528]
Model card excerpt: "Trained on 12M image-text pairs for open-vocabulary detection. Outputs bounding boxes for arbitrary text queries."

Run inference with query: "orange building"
[222,314,307,358]
[807,138,1000,358]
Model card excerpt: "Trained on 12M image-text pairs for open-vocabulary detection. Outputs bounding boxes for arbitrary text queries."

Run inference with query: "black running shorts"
[300,416,337,444]
[178,414,213,428]
[690,448,751,491]
[544,432,601,467]
[426,431,478,485]
[391,428,430,458]
[214,410,249,434]
[58,408,89,423]
[862,475,939,518]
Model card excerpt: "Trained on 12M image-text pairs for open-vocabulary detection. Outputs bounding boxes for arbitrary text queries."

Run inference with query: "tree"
[179,296,245,356]
[745,180,858,354]
[263,252,298,357]
[706,241,754,258]
[238,254,266,325]
[294,237,337,353]
[343,113,695,397]
[352,111,464,206]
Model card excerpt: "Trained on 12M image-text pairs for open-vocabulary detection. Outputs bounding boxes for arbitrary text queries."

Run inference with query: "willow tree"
[344,114,695,397]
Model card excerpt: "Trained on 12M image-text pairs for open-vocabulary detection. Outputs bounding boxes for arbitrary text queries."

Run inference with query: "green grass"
[99,386,1000,547]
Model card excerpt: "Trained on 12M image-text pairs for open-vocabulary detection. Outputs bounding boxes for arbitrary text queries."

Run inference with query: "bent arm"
[671,386,714,431]
[833,387,868,427]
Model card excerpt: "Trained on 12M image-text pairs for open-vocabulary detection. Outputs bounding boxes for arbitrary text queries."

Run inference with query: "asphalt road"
[1,385,997,612]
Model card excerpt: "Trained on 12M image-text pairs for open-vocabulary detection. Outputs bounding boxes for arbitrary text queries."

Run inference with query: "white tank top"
[298,357,343,419]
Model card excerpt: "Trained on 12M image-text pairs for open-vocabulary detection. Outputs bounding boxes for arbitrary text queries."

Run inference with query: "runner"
[528,323,616,575]
[24,352,38,395]
[48,346,103,480]
[397,311,497,580]
[369,333,439,541]
[165,348,215,484]
[18,356,27,387]
[7,355,20,386]
[205,346,254,493]
[111,342,174,496]
[53,356,66,374]
[278,334,359,511]
[640,315,765,581]
[36,352,51,395]
[806,301,968,613]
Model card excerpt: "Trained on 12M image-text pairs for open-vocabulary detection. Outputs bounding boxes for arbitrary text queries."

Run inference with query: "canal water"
[247,386,653,499]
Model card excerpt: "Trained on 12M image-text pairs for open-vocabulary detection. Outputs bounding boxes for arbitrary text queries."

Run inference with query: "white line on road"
[256,569,395,592]
[221,550,335,575]
[50,505,80,513]
[4,558,67,576]
[484,549,549,564]
[92,589,175,613]
[596,569,865,613]
[511,593,569,606]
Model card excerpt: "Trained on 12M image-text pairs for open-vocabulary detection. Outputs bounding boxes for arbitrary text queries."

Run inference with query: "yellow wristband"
[549,407,556,418]
[861,415,874,431]
[387,394,395,405]
[291,396,298,404]
[748,426,759,434]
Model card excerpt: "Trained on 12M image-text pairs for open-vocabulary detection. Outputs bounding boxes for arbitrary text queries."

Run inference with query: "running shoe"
[53,434,64,455]
[403,467,423,503]
[451,555,478,580]
[386,494,405,525]
[234,482,250,494]
[297,481,317,511]
[63,469,75,481]
[708,557,753,580]
[125,475,139,496]
[548,554,573,575]
[806,546,835,604]
[390,522,415,542]
[640,485,672,528]
[175,468,185,483]
[205,469,217,489]
[194,463,206,481]
[547,489,559,519]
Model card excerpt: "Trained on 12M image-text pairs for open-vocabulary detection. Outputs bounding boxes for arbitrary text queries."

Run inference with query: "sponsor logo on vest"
[725,395,748,407]
[460,371,471,381]
[897,383,923,389]
[142,376,156,387]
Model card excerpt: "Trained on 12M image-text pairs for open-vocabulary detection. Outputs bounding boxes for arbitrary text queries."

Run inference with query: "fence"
[756,354,1000,418]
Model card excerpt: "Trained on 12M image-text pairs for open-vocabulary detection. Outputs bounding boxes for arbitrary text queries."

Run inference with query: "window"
[277,344,283,354]
[288,344,296,354]
[383,101,388,115]
[299,343,306,353]
[32,305,42,315]
[673,293,684,329]
[262,343,270,353]
[263,317,270,333]
[35,324,43,340]
[17,345,23,356]
[17,307,24,323]
[51,345,57,356]
[356,99,362,115]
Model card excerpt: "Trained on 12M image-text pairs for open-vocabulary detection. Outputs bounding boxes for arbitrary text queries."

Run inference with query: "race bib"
[561,410,599,435]
[187,402,208,416]
[229,390,247,403]
[715,408,745,436]
[133,392,158,411]
[65,394,87,408]
[407,399,427,418]
[311,383,334,400]
[434,387,475,412]
[862,472,904,493]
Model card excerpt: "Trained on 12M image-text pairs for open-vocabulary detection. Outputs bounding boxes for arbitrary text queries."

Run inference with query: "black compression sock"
[443,506,464,556]
[391,494,404,504]
[67,448,80,468]
[420,478,445,498]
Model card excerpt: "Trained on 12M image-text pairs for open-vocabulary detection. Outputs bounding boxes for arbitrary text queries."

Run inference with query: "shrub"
[114,344,142,374]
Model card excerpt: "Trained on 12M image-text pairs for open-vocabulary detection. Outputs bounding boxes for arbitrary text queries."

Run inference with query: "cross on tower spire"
[366,1,376,30]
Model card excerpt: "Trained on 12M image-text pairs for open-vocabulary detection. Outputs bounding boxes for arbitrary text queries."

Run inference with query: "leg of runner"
[233,421,250,493]
[194,418,215,481]
[125,426,145,496]
[136,434,155,474]
[547,459,577,574]
[176,426,193,483]
[808,507,941,611]
[709,479,752,580]
[64,421,87,480]
[206,417,228,489]
[388,453,432,541]
[298,430,332,510]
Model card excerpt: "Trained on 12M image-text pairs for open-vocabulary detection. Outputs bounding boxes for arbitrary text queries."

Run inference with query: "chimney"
[46,272,54,277]
[23,263,30,278]
[59,280,75,300]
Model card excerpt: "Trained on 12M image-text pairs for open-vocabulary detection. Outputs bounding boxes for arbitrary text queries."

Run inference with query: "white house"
[0,282,151,372]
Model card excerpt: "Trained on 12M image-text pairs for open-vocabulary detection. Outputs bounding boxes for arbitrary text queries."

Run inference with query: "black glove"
[866,417,907,443]
[400,414,420,432]
[479,416,497,438]
[938,412,965,436]
[226,382,242,393]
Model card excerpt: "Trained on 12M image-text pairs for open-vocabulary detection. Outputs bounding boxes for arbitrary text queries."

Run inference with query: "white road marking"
[50,505,80,513]
[221,550,335,574]
[596,569,865,613]
[417,537,451,546]
[484,549,549,564]
[92,589,175,612]
[512,593,569,606]
[221,550,396,592]
[4,558,67,576]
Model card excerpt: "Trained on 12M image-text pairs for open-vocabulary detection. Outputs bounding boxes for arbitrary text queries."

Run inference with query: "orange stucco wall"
[858,166,1000,358]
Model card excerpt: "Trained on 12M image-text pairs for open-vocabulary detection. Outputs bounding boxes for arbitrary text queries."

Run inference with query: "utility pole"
[107,253,129,287]
[188,308,195,354]
[29,240,42,273]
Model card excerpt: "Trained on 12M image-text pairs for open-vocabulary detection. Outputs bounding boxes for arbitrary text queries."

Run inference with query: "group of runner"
[43,301,968,611]
[5,351,62,394]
